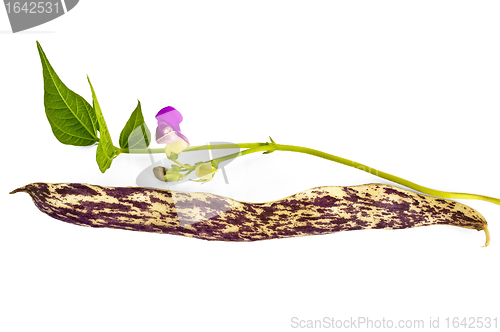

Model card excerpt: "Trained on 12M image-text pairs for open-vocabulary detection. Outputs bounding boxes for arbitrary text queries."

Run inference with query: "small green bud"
[168,152,179,161]
[165,167,182,182]
[165,138,189,160]
[165,172,181,182]
[195,162,218,182]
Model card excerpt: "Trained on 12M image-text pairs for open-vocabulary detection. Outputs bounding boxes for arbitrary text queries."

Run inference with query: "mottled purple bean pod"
[10,182,489,245]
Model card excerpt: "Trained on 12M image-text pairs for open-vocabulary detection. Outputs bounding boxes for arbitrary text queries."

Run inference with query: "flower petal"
[155,107,188,145]
[156,128,181,144]
[176,132,190,146]
[195,162,218,181]
[155,107,183,133]
[165,135,190,159]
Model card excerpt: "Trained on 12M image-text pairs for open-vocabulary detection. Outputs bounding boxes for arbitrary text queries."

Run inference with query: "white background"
[1,1,499,331]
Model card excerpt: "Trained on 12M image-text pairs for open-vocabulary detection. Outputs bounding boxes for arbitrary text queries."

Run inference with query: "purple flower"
[155,106,190,146]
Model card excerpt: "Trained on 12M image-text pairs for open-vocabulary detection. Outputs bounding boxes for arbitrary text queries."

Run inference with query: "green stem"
[119,143,264,154]
[273,144,500,206]
[121,141,500,206]
[209,145,272,168]
[171,159,192,170]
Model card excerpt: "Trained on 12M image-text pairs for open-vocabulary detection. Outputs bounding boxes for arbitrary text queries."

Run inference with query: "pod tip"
[482,226,490,248]
[9,186,27,195]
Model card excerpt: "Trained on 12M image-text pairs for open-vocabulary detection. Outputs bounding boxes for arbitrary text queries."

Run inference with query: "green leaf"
[118,100,151,150]
[87,77,118,173]
[36,41,99,146]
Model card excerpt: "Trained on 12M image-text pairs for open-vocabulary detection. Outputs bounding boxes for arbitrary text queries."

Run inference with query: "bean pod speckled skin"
[11,182,489,245]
